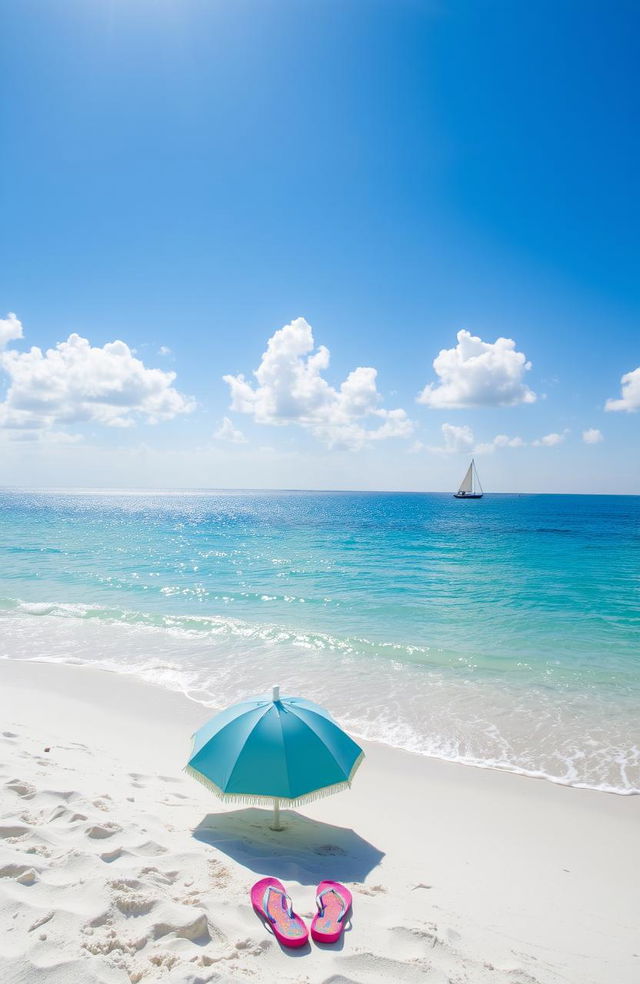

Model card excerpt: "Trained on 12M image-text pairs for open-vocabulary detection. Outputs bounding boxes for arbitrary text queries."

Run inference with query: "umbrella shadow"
[192,808,384,885]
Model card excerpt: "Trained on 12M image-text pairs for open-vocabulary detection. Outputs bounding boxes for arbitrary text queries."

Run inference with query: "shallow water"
[1,489,638,793]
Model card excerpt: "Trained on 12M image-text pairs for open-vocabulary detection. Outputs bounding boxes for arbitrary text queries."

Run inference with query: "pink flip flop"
[310,880,352,944]
[250,877,308,948]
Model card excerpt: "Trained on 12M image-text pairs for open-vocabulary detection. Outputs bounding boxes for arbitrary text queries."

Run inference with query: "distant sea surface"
[1,489,638,794]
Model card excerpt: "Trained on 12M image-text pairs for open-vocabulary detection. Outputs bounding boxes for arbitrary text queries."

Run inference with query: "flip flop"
[250,877,308,948]
[310,879,352,944]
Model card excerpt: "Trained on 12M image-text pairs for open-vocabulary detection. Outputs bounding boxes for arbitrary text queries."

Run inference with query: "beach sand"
[0,660,638,984]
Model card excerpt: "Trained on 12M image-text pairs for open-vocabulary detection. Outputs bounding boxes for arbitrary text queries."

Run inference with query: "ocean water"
[0,489,638,794]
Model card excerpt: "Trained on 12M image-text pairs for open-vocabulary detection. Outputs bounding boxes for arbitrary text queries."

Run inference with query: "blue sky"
[1,0,638,491]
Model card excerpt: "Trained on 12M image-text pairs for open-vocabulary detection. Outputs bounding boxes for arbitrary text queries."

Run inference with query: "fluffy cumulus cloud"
[214,416,247,444]
[418,329,536,409]
[0,312,23,350]
[223,317,413,449]
[475,433,526,454]
[440,423,475,453]
[532,430,568,447]
[0,318,194,432]
[605,367,640,412]
[427,424,524,455]
[582,428,603,444]
[492,434,525,448]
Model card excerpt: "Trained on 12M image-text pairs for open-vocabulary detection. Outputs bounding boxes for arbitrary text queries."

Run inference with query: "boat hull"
[453,492,483,499]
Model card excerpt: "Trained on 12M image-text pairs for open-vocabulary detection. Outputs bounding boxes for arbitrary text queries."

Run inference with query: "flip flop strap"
[316,887,347,923]
[262,885,294,922]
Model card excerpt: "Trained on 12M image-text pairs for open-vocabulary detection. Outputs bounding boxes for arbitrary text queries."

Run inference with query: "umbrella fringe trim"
[184,750,364,808]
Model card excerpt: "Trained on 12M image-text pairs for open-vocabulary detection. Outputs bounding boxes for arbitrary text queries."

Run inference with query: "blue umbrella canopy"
[186,686,364,828]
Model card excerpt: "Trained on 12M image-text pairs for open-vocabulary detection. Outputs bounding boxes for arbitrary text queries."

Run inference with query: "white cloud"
[0,312,23,350]
[428,423,526,455]
[605,367,640,412]
[223,317,413,450]
[582,428,603,444]
[474,433,526,454]
[492,434,525,448]
[0,325,194,432]
[158,345,172,356]
[418,329,536,409]
[532,430,568,447]
[214,416,247,444]
[439,423,475,454]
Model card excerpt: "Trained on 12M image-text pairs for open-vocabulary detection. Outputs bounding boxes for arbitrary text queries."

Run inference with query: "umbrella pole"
[270,798,283,831]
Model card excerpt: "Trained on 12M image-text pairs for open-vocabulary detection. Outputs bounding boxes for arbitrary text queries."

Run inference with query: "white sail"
[472,460,483,495]
[458,463,473,494]
[455,459,483,496]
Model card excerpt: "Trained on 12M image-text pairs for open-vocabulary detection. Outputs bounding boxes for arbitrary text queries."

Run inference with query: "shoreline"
[1,659,639,983]
[3,651,638,799]
[2,603,638,798]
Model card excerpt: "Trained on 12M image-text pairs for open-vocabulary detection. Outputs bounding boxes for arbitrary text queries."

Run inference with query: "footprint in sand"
[4,779,36,799]
[16,867,38,885]
[86,822,122,839]
[113,891,157,917]
[0,824,30,840]
[100,847,124,863]
[131,840,168,857]
[108,877,142,891]
[0,863,38,884]
[150,909,210,943]
[138,866,180,885]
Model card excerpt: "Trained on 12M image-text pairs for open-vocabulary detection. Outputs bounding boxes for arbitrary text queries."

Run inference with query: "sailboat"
[454,458,483,499]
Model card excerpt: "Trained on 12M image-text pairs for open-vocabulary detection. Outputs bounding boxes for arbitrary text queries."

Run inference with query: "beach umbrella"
[186,685,364,830]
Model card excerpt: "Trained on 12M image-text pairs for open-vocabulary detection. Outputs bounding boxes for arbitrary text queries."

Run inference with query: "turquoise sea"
[1,489,638,793]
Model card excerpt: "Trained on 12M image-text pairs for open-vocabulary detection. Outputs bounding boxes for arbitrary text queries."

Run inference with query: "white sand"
[0,660,638,984]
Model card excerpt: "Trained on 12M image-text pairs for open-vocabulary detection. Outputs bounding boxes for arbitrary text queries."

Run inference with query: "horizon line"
[0,486,638,498]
